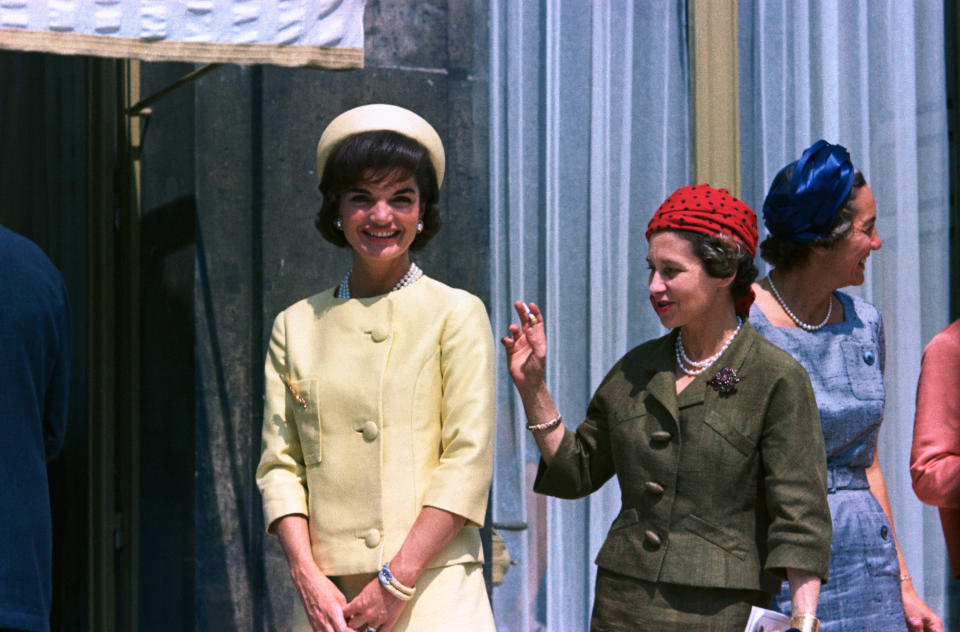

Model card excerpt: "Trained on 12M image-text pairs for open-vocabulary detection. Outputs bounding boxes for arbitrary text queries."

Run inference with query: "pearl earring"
[416,220,424,233]
[334,218,343,230]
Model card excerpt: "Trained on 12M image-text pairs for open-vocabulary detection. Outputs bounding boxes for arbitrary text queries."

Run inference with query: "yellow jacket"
[256,276,495,576]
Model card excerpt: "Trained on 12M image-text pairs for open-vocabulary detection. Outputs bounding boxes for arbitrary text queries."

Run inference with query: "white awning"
[0,0,364,69]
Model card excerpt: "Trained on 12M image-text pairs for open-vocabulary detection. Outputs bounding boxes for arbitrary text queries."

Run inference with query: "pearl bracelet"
[381,581,413,601]
[527,414,562,433]
[378,563,415,601]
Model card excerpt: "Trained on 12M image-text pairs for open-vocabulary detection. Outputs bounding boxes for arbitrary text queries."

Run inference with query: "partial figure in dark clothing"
[0,225,71,632]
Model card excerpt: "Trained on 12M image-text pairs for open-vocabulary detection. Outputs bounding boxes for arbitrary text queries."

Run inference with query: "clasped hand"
[339,576,406,632]
[296,572,405,632]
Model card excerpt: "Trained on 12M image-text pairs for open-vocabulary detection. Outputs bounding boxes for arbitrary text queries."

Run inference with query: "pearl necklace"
[767,273,832,331]
[338,262,423,299]
[675,316,743,376]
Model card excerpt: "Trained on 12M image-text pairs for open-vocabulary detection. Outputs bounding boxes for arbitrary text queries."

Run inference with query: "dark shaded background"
[0,0,489,629]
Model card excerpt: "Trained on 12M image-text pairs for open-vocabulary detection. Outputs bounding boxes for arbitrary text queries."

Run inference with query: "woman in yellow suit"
[256,104,496,632]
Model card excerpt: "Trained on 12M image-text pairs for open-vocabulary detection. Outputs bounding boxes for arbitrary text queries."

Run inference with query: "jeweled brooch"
[708,367,740,394]
[279,373,308,408]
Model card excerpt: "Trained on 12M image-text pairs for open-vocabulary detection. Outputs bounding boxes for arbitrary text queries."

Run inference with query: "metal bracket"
[491,521,529,531]
[124,62,224,116]
[124,63,224,159]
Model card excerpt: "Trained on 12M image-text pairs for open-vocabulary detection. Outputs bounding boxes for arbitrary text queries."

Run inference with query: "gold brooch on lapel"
[708,367,740,394]
[279,373,308,408]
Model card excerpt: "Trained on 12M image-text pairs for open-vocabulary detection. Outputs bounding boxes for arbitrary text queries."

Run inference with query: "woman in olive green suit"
[502,185,831,631]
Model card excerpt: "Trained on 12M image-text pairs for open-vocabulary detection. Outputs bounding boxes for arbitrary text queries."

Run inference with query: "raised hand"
[501,300,564,462]
[501,301,547,394]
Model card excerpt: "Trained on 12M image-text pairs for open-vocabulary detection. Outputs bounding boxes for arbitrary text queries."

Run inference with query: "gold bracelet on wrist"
[789,613,820,632]
[900,574,912,583]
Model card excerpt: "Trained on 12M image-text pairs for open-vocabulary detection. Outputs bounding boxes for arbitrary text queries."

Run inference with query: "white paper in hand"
[744,605,791,632]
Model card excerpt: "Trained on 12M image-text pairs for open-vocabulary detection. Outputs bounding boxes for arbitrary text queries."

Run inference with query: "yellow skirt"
[292,562,496,632]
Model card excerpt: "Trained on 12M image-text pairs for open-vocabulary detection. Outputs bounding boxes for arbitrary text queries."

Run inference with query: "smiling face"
[820,184,882,287]
[338,173,421,267]
[647,231,732,329]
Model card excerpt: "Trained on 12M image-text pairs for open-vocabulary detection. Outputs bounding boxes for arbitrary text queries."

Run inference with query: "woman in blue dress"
[750,140,942,632]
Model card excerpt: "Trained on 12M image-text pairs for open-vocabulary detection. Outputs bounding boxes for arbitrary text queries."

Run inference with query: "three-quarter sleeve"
[911,326,960,508]
[759,366,832,581]
[532,389,616,499]
[420,295,496,527]
[256,313,310,533]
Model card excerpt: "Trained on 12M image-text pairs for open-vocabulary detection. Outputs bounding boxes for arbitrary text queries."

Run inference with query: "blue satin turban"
[761,140,855,243]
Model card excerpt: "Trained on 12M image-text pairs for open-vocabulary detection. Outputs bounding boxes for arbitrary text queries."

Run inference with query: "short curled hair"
[759,168,866,270]
[315,130,441,251]
[674,231,758,305]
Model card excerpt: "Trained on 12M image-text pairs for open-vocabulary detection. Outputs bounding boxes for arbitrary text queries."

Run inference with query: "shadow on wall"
[139,194,197,629]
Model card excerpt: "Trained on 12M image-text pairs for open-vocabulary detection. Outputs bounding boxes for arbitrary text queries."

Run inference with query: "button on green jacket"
[535,321,831,592]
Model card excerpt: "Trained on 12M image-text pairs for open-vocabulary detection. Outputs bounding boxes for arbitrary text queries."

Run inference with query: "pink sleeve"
[911,323,960,508]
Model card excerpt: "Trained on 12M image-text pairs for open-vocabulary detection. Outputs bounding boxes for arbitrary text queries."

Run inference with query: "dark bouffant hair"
[675,231,759,305]
[759,168,866,270]
[315,130,441,251]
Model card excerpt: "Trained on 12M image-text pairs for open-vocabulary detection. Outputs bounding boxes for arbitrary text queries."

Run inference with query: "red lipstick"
[650,296,672,314]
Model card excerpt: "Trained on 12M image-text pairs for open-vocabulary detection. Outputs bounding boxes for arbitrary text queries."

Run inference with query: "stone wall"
[139,1,490,628]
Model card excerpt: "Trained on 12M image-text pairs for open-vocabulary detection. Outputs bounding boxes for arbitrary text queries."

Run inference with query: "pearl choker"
[338,262,423,299]
[675,316,743,376]
[767,273,832,331]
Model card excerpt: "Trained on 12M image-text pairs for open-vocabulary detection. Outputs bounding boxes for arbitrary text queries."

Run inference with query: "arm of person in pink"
[911,320,960,508]
[911,320,960,632]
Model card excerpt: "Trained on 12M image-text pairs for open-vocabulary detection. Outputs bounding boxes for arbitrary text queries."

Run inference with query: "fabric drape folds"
[739,0,950,616]
[489,1,690,629]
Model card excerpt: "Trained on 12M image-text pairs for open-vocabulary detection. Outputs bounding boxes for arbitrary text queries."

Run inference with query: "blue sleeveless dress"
[751,291,906,631]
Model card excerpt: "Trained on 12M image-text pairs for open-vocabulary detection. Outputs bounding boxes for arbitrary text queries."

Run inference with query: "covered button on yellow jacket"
[256,276,495,576]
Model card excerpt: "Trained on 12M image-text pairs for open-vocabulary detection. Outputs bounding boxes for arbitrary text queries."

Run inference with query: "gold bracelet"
[527,414,562,432]
[789,613,820,632]
[900,574,912,583]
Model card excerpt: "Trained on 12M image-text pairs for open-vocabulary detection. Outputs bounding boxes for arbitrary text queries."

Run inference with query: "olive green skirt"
[591,568,768,631]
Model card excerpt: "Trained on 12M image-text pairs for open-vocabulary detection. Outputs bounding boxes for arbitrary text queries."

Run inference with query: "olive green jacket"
[535,322,831,592]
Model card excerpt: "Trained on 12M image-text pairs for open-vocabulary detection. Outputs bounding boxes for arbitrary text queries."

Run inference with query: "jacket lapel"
[630,324,760,421]
[636,333,680,423]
